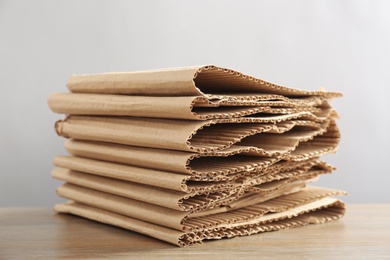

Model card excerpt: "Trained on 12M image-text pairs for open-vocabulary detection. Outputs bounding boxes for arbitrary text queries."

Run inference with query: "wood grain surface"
[1,205,389,259]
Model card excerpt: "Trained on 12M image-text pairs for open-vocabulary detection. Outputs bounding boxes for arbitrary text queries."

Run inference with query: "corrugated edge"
[54,109,335,153]
[200,199,345,244]
[183,187,346,232]
[194,66,343,98]
[185,114,334,153]
[54,196,345,247]
[54,201,199,247]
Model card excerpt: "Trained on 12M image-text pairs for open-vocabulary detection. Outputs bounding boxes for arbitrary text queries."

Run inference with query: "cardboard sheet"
[48,92,326,120]
[66,65,342,99]
[48,66,341,120]
[56,184,345,231]
[55,185,345,246]
[53,155,333,188]
[54,116,338,153]
[51,163,325,211]
[64,139,333,177]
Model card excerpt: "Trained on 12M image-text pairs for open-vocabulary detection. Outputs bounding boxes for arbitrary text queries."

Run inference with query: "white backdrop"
[1,0,389,206]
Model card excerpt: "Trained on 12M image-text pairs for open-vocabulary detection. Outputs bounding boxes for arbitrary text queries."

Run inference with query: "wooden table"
[1,205,389,259]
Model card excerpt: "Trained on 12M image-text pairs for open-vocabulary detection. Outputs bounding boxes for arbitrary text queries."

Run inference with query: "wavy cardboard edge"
[54,192,345,246]
[54,108,336,153]
[66,65,342,99]
[48,92,327,120]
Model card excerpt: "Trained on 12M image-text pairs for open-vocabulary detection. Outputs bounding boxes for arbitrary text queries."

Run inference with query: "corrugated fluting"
[48,65,346,246]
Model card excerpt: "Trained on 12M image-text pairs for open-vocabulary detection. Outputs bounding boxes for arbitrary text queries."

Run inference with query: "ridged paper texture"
[49,65,345,246]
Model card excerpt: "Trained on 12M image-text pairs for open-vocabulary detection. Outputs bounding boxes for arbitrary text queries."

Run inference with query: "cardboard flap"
[64,139,337,179]
[48,92,326,120]
[52,152,335,213]
[55,186,345,246]
[55,115,337,153]
[67,65,342,98]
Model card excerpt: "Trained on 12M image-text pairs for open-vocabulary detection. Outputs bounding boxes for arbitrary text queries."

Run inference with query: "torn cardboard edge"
[66,65,342,99]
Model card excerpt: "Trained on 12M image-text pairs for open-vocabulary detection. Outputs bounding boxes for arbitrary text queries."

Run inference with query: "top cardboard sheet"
[48,65,342,120]
[67,65,342,98]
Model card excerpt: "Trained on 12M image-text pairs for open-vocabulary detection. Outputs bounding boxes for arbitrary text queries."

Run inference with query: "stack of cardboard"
[48,65,346,246]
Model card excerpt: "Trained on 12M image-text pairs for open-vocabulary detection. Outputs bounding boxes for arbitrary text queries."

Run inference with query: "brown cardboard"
[56,184,345,231]
[53,156,191,191]
[55,185,345,246]
[66,65,342,99]
[52,157,331,211]
[52,167,187,210]
[55,199,345,246]
[48,92,326,120]
[55,201,192,246]
[49,65,345,247]
[52,156,332,194]
[54,116,338,153]
[64,139,333,177]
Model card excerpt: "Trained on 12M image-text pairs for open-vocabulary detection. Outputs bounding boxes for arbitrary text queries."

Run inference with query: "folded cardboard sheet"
[54,115,339,153]
[48,93,327,120]
[51,157,330,211]
[49,65,345,246]
[49,65,341,120]
[64,65,341,97]
[63,139,334,177]
[55,185,345,246]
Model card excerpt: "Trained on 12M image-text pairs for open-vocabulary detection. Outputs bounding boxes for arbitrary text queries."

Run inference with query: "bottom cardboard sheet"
[55,186,346,247]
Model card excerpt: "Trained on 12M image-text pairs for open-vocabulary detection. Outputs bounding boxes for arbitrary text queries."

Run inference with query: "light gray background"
[1,0,389,206]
